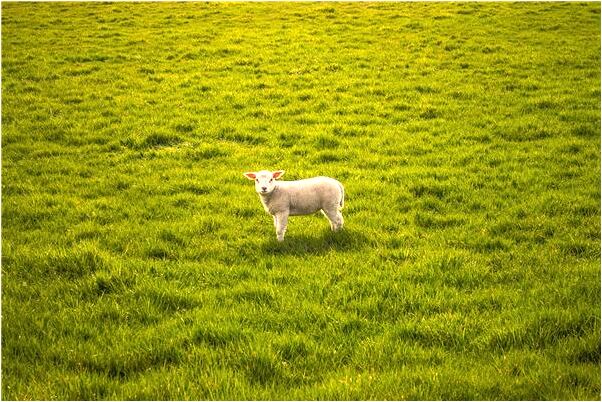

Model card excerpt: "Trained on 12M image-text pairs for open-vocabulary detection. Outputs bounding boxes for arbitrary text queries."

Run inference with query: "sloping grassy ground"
[2,2,600,400]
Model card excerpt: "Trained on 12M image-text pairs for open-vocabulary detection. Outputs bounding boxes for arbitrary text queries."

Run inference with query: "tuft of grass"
[141,132,183,148]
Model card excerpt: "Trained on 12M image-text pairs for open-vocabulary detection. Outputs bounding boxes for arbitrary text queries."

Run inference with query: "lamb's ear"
[243,172,257,180]
[272,170,285,179]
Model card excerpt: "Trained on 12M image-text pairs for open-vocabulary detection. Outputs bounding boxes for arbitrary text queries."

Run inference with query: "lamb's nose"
[261,187,267,191]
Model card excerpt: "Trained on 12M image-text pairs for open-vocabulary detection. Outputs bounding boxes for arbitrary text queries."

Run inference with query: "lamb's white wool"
[243,170,345,242]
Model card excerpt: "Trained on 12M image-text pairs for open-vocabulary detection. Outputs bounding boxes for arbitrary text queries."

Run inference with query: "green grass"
[2,1,600,400]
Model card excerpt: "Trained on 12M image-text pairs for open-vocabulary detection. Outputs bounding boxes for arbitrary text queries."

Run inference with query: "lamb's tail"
[338,181,345,210]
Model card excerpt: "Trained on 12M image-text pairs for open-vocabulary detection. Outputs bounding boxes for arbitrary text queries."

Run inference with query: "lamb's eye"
[255,179,258,182]
[269,179,273,183]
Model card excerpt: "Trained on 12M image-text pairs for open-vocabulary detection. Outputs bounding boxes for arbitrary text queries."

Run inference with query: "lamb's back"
[278,177,342,215]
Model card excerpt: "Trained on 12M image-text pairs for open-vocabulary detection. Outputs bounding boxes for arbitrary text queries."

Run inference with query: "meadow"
[1,2,600,400]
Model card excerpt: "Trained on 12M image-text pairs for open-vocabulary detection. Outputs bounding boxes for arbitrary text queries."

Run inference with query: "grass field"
[1,1,601,400]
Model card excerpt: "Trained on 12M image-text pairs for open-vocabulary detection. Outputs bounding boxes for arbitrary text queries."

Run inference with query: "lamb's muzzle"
[243,170,345,242]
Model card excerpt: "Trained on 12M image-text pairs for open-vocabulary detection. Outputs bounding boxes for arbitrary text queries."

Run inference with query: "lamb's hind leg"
[322,206,344,231]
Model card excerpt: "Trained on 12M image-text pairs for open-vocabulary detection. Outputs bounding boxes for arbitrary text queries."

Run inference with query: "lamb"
[243,170,345,242]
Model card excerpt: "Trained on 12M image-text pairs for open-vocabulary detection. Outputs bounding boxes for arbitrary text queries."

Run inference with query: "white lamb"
[243,170,345,242]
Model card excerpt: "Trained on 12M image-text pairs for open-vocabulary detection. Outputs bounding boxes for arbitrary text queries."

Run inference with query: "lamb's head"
[243,170,285,195]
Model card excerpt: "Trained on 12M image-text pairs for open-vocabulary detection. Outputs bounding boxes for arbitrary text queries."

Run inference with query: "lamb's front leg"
[275,212,289,242]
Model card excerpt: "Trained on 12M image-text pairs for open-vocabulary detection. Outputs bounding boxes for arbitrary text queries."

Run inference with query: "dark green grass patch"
[141,132,183,148]
[2,1,600,400]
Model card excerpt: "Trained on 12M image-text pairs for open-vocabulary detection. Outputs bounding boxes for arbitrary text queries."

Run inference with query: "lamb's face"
[243,170,285,195]
[254,170,277,195]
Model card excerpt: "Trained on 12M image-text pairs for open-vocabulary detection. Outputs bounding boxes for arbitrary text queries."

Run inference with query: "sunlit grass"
[2,2,600,400]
